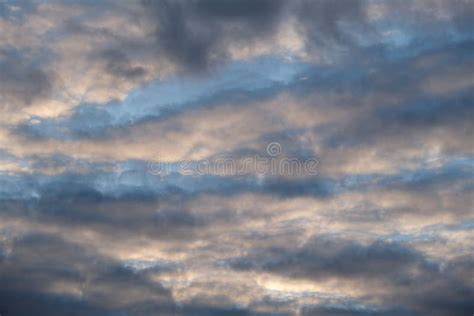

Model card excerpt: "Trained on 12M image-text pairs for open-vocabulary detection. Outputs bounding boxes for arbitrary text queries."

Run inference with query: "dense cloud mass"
[0,0,473,315]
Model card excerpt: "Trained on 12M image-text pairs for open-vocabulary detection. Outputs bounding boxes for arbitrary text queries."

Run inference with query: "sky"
[0,0,473,315]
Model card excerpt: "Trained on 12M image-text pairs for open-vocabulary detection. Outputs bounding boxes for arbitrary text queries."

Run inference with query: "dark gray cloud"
[139,0,474,72]
[295,0,368,50]
[0,233,174,315]
[381,0,474,34]
[228,237,432,280]
[139,0,380,71]
[99,48,147,80]
[228,236,474,316]
[301,304,415,316]
[0,290,117,316]
[0,232,290,316]
[142,0,286,71]
[378,158,473,193]
[0,48,53,110]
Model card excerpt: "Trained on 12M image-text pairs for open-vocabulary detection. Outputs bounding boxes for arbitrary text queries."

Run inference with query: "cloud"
[12,55,308,140]
[228,236,474,316]
[301,304,414,316]
[99,48,148,80]
[0,0,473,314]
[142,0,286,71]
[228,237,432,280]
[0,155,471,314]
[294,0,369,50]
[0,233,174,315]
[0,48,53,111]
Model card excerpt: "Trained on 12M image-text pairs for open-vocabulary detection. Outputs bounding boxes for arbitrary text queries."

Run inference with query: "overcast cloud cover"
[0,0,473,315]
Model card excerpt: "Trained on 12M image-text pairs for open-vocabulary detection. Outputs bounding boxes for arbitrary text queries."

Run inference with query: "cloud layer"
[0,0,473,315]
